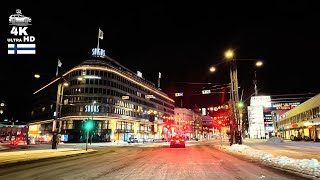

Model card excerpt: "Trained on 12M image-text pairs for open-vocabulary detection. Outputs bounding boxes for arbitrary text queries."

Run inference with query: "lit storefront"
[277,94,320,141]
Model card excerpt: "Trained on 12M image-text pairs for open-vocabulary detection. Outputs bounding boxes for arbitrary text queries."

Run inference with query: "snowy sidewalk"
[243,139,320,161]
[0,148,96,166]
[220,144,320,179]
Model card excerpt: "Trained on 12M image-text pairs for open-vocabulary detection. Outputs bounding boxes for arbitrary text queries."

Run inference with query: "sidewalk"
[0,148,96,166]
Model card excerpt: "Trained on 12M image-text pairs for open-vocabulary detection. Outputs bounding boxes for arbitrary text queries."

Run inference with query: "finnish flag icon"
[8,44,36,54]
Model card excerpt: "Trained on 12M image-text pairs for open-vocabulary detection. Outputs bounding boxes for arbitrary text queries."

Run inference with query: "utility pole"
[229,58,241,144]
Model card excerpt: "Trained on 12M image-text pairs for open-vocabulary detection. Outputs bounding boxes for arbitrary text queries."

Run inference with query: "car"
[9,14,32,24]
[128,137,139,143]
[170,135,185,148]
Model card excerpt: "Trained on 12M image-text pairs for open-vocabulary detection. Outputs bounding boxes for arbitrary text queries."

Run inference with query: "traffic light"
[237,101,244,108]
[84,120,94,130]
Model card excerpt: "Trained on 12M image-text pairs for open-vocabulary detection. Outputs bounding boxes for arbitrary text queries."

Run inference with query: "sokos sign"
[92,48,105,57]
[85,105,100,113]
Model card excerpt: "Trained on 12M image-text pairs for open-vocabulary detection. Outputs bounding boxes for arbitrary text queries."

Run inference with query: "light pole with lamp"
[254,61,263,96]
[209,50,263,145]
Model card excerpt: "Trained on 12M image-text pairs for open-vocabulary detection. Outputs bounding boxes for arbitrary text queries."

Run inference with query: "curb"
[214,145,318,180]
[0,150,98,169]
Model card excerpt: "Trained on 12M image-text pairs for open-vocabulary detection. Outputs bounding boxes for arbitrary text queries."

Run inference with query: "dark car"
[128,137,139,143]
[170,135,185,148]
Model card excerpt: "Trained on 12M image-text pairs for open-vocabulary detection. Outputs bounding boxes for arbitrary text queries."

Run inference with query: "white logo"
[9,9,32,26]
[7,9,36,55]
[92,48,105,57]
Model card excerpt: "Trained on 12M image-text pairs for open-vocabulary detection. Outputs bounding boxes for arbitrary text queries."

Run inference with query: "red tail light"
[170,139,174,141]
[181,139,184,141]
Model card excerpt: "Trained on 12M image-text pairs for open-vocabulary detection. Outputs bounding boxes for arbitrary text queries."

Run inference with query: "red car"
[170,135,185,148]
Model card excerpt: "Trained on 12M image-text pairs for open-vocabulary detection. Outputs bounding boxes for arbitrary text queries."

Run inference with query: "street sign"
[202,90,211,94]
[122,96,130,100]
[175,92,183,97]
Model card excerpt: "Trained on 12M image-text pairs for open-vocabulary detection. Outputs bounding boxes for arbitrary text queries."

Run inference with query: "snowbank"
[224,144,320,177]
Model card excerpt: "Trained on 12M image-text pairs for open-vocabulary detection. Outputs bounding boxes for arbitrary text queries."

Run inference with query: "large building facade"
[276,93,320,141]
[29,56,175,143]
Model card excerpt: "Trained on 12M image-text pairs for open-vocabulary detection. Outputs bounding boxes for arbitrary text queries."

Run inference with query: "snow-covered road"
[0,144,306,180]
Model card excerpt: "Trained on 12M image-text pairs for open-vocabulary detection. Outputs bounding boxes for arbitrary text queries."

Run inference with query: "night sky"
[1,2,319,122]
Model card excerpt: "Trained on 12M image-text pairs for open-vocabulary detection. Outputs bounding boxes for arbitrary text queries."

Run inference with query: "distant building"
[174,108,202,139]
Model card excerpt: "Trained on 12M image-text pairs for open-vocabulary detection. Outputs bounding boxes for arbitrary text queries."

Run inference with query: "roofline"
[283,93,320,116]
[33,64,175,102]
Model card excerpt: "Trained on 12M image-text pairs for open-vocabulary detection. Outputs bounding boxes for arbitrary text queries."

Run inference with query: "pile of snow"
[224,144,320,177]
[267,137,284,144]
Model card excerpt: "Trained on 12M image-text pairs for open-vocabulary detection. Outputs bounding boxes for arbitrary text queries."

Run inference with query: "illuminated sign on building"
[248,105,265,139]
[92,48,105,56]
[250,96,271,107]
[272,102,300,110]
[175,92,183,97]
[202,90,211,94]
[85,105,100,113]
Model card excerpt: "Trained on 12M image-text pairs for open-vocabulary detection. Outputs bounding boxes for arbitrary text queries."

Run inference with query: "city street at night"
[0,142,307,180]
[2,2,320,180]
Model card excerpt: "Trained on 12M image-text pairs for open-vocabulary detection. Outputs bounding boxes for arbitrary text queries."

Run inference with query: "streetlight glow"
[256,61,263,67]
[209,66,216,72]
[225,49,234,60]
[34,74,40,79]
[77,77,83,81]
[63,82,69,87]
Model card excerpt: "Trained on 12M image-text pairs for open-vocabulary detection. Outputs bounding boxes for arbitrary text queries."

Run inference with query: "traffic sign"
[202,90,211,94]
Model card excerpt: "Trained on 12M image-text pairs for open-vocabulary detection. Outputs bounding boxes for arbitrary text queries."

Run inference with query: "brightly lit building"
[29,51,175,143]
[174,108,202,139]
[277,93,320,141]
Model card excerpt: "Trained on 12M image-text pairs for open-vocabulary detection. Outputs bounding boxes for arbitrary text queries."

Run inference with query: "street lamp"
[208,50,263,145]
[256,61,263,67]
[225,49,234,60]
[254,60,263,96]
[34,74,40,79]
[209,67,216,72]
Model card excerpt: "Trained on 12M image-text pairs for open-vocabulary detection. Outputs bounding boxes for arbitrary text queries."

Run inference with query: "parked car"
[128,137,139,143]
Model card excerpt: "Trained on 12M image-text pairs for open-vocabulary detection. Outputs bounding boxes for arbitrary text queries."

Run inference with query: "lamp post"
[224,49,241,145]
[52,78,69,149]
[209,50,263,145]
[254,61,263,96]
